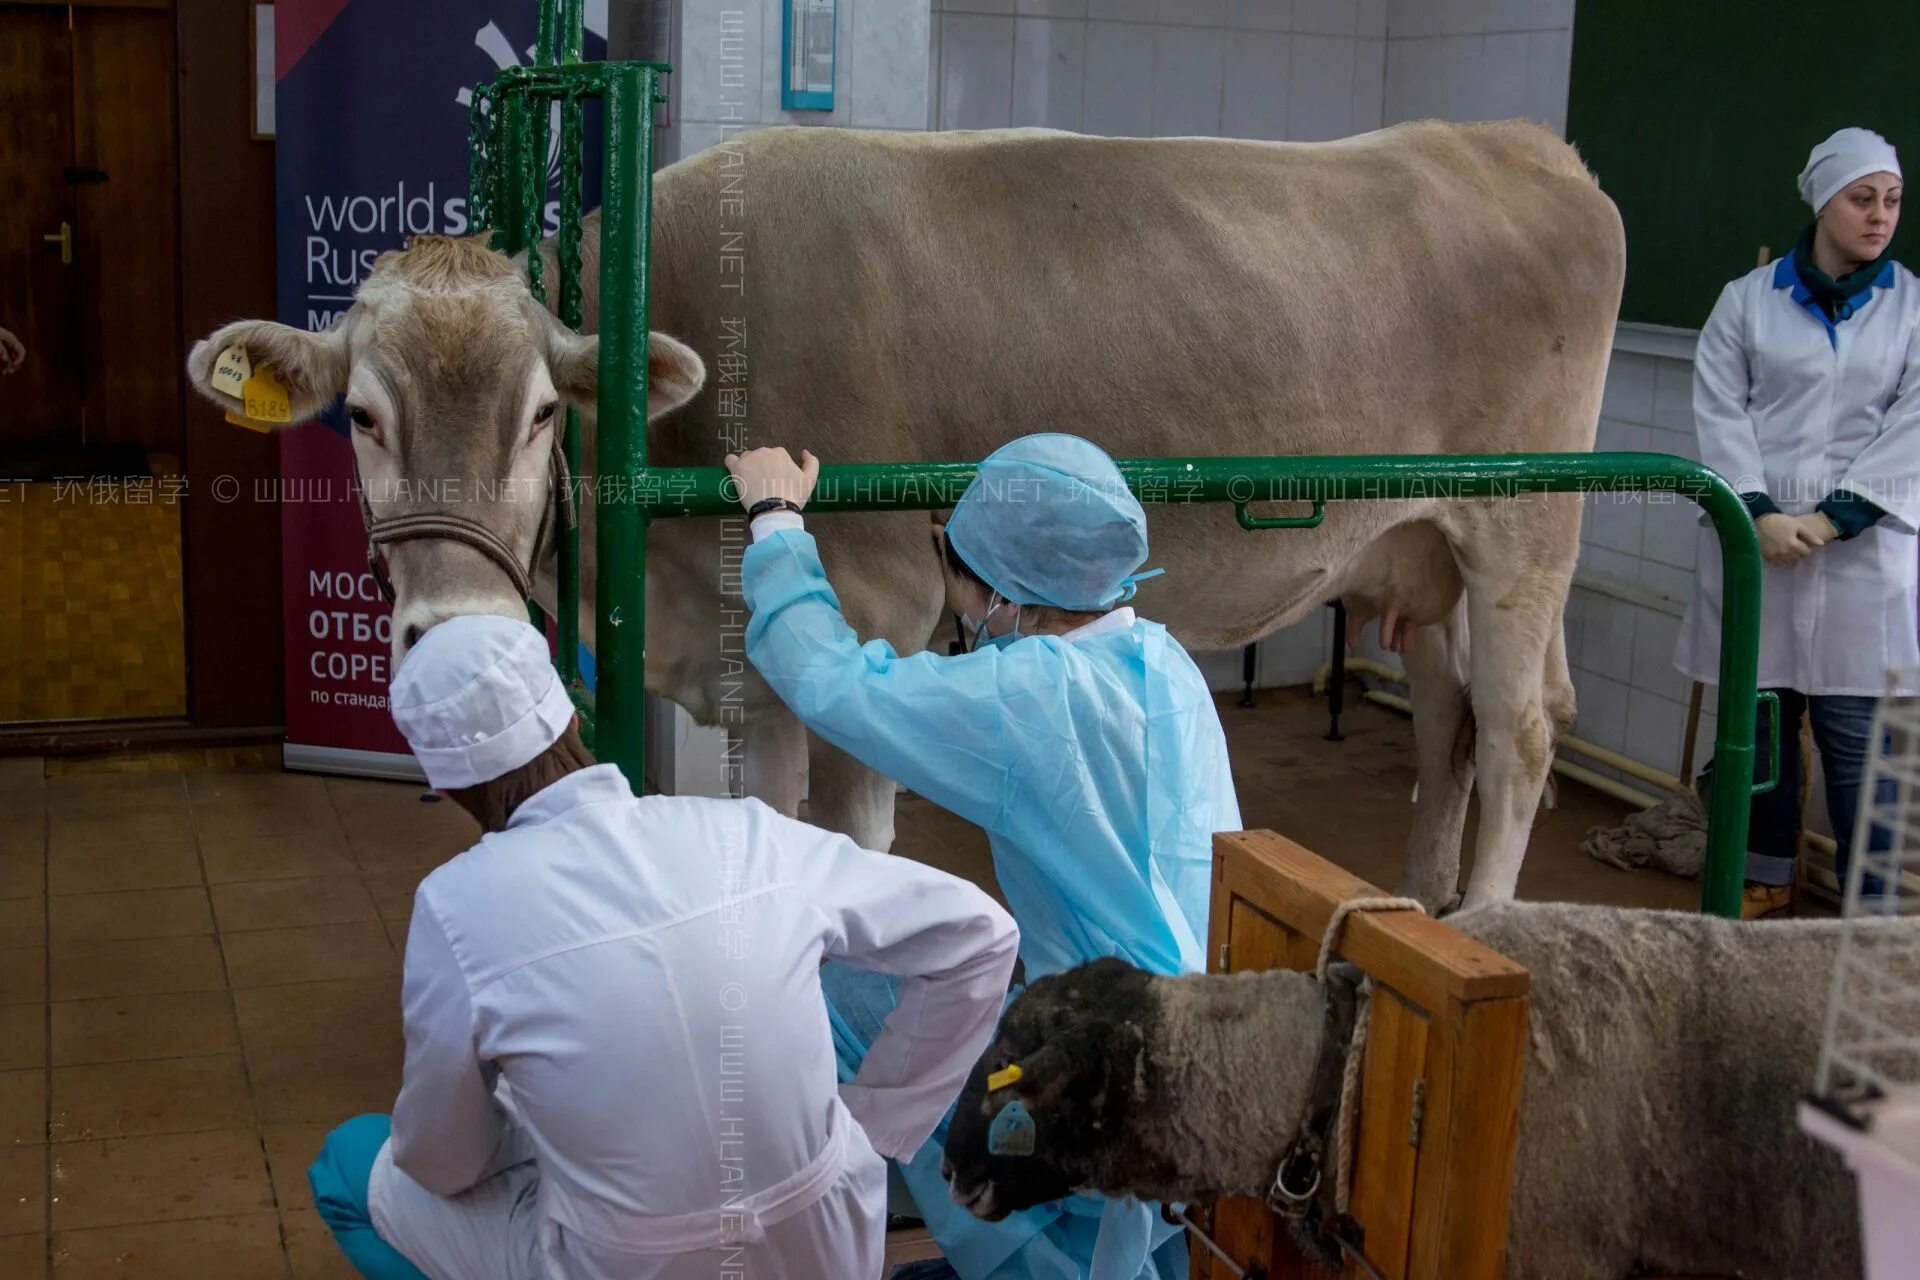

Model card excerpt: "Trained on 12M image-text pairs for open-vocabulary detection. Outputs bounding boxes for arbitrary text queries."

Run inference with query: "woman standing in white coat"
[1677,127,1917,912]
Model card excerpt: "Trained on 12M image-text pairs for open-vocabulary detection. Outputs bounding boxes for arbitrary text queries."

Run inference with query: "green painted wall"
[1567,1,1915,328]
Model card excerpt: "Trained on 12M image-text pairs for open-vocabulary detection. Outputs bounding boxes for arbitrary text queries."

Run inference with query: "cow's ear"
[545,326,705,423]
[186,319,349,425]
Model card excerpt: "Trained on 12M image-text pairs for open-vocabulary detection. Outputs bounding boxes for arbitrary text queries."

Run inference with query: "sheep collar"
[1268,961,1367,1265]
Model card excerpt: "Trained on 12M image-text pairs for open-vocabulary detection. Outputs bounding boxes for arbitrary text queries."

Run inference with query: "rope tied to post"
[1316,895,1425,1216]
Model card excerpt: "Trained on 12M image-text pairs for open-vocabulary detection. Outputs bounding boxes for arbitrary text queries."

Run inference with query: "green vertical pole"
[1700,497,1765,918]
[595,63,654,784]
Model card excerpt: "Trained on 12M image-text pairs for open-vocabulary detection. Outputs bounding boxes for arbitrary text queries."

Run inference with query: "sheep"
[942,901,1920,1280]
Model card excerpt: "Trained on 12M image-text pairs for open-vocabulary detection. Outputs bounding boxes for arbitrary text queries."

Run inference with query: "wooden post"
[1190,831,1531,1280]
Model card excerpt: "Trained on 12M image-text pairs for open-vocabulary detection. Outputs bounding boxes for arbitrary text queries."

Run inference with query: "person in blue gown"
[728,434,1242,1280]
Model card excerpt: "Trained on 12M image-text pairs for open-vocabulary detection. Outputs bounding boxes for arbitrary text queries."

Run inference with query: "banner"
[274,0,604,774]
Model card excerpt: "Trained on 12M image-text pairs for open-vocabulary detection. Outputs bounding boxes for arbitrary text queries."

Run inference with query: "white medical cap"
[389,614,574,789]
[1799,127,1901,212]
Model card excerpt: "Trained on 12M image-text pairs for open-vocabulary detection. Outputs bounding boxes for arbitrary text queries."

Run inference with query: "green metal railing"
[471,6,1770,918]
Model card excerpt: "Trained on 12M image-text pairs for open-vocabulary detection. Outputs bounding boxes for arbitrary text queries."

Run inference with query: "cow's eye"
[348,406,375,430]
[534,402,557,424]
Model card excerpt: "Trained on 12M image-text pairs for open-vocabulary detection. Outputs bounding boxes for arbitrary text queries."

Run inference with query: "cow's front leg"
[740,704,808,817]
[807,734,898,853]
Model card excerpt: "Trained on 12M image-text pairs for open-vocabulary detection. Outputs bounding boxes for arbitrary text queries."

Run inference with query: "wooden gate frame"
[1193,831,1532,1280]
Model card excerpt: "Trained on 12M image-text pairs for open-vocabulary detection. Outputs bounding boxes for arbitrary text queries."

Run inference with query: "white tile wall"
[1222,33,1292,140]
[1012,17,1087,129]
[672,0,933,160]
[941,14,1017,128]
[1082,21,1156,135]
[1151,28,1229,137]
[935,0,1569,143]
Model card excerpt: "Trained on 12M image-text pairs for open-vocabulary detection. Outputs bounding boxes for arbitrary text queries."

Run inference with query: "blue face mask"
[962,598,1022,652]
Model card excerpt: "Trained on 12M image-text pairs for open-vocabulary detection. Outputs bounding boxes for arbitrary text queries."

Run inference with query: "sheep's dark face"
[941,957,1157,1221]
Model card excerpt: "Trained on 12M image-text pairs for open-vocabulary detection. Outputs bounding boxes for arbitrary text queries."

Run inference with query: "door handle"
[43,221,72,266]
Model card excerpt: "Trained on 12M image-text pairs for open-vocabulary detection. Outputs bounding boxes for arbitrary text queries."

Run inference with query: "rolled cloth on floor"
[1581,791,1708,878]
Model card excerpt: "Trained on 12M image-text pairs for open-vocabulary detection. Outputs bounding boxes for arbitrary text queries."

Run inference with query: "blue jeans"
[1707,690,1892,896]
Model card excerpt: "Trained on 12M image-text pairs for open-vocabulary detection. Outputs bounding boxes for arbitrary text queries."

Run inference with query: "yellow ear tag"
[240,366,293,424]
[210,344,252,400]
[224,409,271,434]
[986,1064,1023,1093]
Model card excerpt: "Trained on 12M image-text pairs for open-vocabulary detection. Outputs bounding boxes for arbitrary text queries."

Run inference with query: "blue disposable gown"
[742,526,1242,1280]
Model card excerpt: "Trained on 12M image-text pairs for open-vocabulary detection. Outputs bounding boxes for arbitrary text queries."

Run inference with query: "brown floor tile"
[0,947,46,1006]
[0,820,45,860]
[51,1129,272,1230]
[358,870,425,923]
[345,822,472,875]
[185,770,328,809]
[235,979,401,1125]
[46,773,185,816]
[49,935,225,1002]
[211,878,375,934]
[48,809,196,856]
[0,1068,44,1147]
[48,887,212,944]
[51,1055,252,1143]
[262,1123,328,1213]
[46,842,202,897]
[0,1005,45,1071]
[383,916,409,956]
[222,923,396,990]
[50,1212,283,1279]
[285,1206,362,1280]
[0,1233,44,1280]
[0,897,45,948]
[0,759,44,788]
[199,832,358,885]
[51,991,237,1067]
[0,1145,43,1235]
[192,800,344,846]
[0,855,44,900]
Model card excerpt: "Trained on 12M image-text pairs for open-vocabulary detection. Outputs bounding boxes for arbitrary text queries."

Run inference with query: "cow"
[186,119,1625,910]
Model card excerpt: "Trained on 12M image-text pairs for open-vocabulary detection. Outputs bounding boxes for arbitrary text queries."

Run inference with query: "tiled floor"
[0,692,1693,1278]
[1,749,468,1279]
[0,476,188,724]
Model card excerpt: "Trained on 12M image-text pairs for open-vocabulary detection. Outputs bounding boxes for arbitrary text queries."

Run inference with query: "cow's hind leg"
[1397,595,1474,911]
[1455,498,1579,908]
[807,734,899,853]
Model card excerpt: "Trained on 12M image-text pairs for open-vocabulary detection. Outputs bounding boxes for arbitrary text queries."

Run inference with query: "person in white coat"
[1677,126,1916,912]
[307,614,1020,1280]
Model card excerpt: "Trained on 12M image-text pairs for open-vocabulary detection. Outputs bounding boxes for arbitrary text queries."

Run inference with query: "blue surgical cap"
[944,433,1159,611]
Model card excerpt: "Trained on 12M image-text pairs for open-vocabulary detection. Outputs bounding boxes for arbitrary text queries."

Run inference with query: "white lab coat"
[1676,257,1920,696]
[366,764,1019,1280]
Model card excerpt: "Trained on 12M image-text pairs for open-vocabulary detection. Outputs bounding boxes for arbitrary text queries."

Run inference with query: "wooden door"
[72,4,180,449]
[0,6,82,445]
[0,1,180,453]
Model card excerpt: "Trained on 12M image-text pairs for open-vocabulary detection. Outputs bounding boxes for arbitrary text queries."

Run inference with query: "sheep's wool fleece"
[1449,902,1916,1280]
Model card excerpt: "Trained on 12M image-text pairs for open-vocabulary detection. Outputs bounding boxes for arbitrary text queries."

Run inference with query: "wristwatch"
[746,497,804,520]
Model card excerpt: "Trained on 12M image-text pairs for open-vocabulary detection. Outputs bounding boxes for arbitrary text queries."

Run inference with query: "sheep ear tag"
[988,1100,1037,1157]
[986,1064,1023,1092]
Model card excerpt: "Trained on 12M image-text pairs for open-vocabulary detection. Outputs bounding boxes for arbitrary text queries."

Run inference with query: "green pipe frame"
[474,49,1771,919]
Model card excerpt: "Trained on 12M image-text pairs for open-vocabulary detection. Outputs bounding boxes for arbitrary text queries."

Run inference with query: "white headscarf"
[1798,127,1902,212]
[389,614,573,789]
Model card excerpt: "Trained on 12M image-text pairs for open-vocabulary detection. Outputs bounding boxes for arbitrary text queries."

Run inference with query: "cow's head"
[186,234,705,663]
[942,957,1157,1220]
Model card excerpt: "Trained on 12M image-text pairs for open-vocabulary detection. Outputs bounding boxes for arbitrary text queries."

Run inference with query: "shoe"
[1741,882,1793,919]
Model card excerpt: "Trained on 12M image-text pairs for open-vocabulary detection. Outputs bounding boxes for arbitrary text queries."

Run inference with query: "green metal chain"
[466,82,498,239]
[520,91,547,306]
[558,86,585,330]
